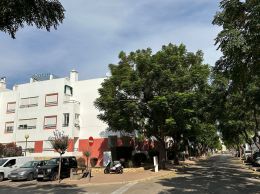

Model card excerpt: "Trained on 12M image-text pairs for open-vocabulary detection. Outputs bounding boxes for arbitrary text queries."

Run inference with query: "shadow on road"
[157,155,260,194]
[0,182,87,194]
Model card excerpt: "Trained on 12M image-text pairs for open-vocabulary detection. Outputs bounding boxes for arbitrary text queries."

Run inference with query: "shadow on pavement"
[0,182,87,194]
[156,155,260,194]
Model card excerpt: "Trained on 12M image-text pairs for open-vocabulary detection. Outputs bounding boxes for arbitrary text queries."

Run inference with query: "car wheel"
[51,172,58,181]
[104,169,109,174]
[119,168,123,174]
[0,173,4,182]
[27,173,34,181]
[37,178,43,181]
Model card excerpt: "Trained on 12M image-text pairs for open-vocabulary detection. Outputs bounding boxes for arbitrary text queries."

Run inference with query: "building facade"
[0,70,118,165]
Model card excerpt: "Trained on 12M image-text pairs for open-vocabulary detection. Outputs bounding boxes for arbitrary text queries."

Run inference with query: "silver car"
[8,161,43,181]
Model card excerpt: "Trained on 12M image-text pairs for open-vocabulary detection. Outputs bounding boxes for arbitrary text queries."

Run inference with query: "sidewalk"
[61,169,175,186]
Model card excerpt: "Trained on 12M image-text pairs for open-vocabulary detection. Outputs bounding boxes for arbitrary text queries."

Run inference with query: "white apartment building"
[0,70,117,165]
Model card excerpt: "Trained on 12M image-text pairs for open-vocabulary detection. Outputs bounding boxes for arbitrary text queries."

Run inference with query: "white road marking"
[110,182,137,194]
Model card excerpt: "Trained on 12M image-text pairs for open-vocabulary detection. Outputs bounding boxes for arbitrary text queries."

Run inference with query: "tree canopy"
[0,0,65,38]
[95,43,221,162]
[212,0,260,151]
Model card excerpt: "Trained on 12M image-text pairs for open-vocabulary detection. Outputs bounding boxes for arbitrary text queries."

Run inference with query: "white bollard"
[153,156,159,172]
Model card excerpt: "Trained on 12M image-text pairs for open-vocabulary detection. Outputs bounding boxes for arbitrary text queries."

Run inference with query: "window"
[44,116,57,129]
[18,118,37,130]
[6,102,16,113]
[5,122,14,133]
[75,114,80,127]
[64,85,73,96]
[4,159,16,167]
[20,97,38,108]
[45,93,58,107]
[63,113,69,127]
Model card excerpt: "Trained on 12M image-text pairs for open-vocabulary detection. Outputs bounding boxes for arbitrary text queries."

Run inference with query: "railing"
[43,124,56,129]
[64,100,80,105]
[45,101,58,106]
[6,109,15,113]
[18,125,36,130]
[20,104,38,108]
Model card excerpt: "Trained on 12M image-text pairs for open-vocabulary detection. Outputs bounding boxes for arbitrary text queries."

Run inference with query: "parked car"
[0,157,34,182]
[8,160,46,181]
[37,156,77,181]
[254,157,260,167]
[252,152,260,166]
[244,150,253,162]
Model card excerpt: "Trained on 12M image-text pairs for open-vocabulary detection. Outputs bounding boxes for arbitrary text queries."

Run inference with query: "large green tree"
[0,0,65,38]
[95,43,219,164]
[213,0,260,150]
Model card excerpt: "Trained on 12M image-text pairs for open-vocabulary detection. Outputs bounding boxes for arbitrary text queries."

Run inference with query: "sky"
[0,0,222,89]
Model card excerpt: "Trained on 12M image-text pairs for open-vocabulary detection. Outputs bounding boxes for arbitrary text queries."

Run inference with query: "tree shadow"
[156,155,260,194]
[0,182,87,194]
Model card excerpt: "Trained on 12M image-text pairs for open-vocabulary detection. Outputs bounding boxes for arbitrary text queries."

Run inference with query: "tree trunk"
[158,140,166,169]
[253,107,260,151]
[173,141,179,165]
[86,157,89,169]
[58,153,62,183]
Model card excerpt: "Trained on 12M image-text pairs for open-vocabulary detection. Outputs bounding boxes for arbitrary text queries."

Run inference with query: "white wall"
[0,74,112,156]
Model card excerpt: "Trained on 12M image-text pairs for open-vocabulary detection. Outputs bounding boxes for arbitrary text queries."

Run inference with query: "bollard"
[153,156,159,172]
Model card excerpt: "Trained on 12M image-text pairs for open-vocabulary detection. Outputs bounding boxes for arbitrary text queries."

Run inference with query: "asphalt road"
[0,154,259,194]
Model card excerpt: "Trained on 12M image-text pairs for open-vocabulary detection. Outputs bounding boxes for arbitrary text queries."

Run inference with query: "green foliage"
[83,151,91,158]
[213,0,260,150]
[95,43,219,159]
[0,0,65,38]
[48,130,69,155]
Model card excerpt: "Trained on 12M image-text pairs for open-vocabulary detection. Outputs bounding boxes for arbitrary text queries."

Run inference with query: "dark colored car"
[8,160,47,181]
[252,152,260,166]
[37,156,77,181]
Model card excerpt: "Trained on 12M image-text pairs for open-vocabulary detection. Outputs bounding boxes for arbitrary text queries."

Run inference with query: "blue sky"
[0,0,222,88]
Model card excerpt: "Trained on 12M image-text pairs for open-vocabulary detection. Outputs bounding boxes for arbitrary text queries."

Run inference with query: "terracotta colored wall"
[67,139,74,152]
[34,141,43,153]
[79,138,109,166]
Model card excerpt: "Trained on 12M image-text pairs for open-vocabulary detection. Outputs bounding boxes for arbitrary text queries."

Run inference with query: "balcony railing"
[44,124,57,129]
[64,100,80,105]
[18,125,36,130]
[6,109,15,113]
[20,104,38,108]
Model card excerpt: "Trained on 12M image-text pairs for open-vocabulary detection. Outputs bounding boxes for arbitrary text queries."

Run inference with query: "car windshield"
[0,159,7,166]
[20,161,38,168]
[46,158,59,165]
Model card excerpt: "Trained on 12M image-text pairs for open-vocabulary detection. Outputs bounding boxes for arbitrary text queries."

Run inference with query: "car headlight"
[18,171,27,175]
[47,169,52,173]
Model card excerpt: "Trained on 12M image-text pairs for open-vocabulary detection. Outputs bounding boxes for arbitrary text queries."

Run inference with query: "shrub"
[148,149,159,160]
[77,157,86,168]
[132,153,147,167]
[90,157,98,167]
[3,143,22,157]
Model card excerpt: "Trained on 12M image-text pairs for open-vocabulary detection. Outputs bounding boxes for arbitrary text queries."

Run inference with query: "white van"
[0,157,34,181]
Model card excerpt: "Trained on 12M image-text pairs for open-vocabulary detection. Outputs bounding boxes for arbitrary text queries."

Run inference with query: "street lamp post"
[24,134,29,156]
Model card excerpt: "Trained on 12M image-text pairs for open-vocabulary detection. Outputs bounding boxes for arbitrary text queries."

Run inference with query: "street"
[0,154,259,194]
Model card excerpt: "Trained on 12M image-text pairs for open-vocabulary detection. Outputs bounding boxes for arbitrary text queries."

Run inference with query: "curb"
[59,170,176,187]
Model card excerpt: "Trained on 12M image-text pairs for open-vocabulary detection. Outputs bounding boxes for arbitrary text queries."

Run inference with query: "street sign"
[89,136,94,146]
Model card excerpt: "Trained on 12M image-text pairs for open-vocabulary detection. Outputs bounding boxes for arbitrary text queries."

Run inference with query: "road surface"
[0,154,259,194]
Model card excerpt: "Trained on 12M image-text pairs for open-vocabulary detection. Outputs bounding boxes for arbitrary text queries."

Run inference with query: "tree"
[0,0,65,38]
[213,0,260,150]
[95,43,216,165]
[1,143,22,157]
[49,130,68,182]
